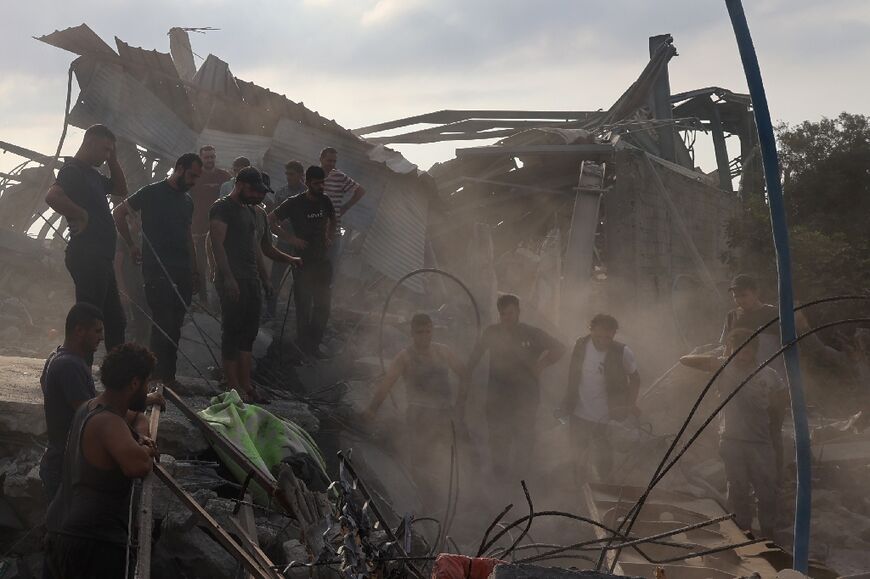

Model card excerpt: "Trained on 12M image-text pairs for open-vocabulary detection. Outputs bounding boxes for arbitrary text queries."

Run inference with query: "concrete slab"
[0,355,47,436]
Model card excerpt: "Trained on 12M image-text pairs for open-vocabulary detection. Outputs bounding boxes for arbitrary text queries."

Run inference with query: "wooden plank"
[153,464,277,579]
[134,383,164,579]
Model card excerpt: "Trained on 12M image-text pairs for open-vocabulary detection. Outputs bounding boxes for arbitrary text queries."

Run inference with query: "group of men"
[46,124,368,401]
[38,124,368,575]
[367,274,788,540]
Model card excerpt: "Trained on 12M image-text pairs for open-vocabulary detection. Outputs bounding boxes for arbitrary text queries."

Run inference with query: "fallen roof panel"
[36,23,116,57]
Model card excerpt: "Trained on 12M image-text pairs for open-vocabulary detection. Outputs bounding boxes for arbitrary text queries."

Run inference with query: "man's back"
[55,158,115,260]
[127,180,194,276]
[209,196,258,280]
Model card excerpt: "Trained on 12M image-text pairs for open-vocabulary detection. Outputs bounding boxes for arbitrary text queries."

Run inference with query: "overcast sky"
[1,0,869,173]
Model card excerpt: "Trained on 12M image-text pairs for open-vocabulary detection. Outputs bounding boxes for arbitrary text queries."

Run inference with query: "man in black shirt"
[45,124,129,354]
[466,294,565,478]
[113,153,203,385]
[39,303,103,500]
[269,165,336,358]
[210,168,300,401]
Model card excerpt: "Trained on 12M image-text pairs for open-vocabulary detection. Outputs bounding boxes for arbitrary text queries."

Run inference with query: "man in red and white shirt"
[320,147,367,229]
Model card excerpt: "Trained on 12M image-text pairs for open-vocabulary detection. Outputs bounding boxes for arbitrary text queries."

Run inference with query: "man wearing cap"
[218,156,252,198]
[209,167,300,401]
[268,166,336,358]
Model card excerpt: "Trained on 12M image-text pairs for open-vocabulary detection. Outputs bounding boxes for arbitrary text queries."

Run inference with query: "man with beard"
[210,167,300,400]
[113,153,202,386]
[44,343,158,579]
[269,165,336,358]
[45,124,129,356]
[190,145,231,299]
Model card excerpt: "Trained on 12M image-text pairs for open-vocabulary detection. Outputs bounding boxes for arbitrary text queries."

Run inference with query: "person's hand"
[68,209,89,236]
[139,435,159,458]
[146,391,166,410]
[129,244,142,265]
[224,277,240,302]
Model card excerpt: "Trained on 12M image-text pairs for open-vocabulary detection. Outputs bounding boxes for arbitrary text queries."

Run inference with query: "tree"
[724,113,870,300]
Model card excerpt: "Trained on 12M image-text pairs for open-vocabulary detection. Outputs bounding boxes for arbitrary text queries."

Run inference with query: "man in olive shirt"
[466,294,565,478]
[114,153,203,385]
[210,168,300,401]
[45,124,129,354]
[269,165,336,358]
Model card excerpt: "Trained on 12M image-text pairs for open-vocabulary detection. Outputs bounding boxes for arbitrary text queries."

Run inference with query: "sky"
[1,0,869,174]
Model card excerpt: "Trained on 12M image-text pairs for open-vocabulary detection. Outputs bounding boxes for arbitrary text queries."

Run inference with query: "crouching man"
[680,327,780,539]
[558,314,640,482]
[44,343,159,579]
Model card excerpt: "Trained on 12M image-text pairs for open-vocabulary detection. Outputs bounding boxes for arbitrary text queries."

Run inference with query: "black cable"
[501,481,534,562]
[476,504,513,557]
[377,268,482,374]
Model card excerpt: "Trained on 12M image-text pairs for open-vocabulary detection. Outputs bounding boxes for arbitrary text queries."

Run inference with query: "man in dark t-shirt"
[114,153,203,384]
[39,303,103,501]
[210,167,300,401]
[45,125,129,353]
[269,165,337,357]
[466,294,565,478]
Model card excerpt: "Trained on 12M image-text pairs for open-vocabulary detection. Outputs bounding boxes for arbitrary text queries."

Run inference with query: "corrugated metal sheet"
[196,129,273,170]
[192,54,241,100]
[70,61,197,160]
[360,181,428,293]
[114,38,196,127]
[37,24,117,57]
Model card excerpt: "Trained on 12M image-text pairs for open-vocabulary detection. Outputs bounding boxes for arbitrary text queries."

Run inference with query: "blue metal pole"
[724,1,811,571]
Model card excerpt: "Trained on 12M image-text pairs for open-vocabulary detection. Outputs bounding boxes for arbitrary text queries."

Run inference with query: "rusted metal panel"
[36,24,117,57]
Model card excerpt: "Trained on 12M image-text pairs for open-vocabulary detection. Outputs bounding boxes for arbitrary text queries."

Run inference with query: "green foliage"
[724,113,870,299]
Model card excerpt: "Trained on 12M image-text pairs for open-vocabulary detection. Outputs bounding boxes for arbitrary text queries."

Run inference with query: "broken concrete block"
[0,356,47,437]
[158,402,210,457]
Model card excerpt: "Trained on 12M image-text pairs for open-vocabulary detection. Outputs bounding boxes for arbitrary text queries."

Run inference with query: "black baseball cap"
[235,167,267,192]
[729,274,758,291]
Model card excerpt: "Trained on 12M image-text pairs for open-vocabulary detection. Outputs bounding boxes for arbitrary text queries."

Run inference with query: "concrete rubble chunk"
[0,356,48,437]
[158,399,210,457]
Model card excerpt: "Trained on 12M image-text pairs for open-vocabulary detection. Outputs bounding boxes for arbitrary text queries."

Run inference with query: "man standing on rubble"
[45,124,129,356]
[363,313,468,503]
[210,167,301,401]
[465,294,565,478]
[219,156,252,198]
[265,160,306,319]
[680,329,780,539]
[44,343,158,579]
[557,314,641,482]
[113,153,203,387]
[320,147,367,265]
[190,145,231,300]
[721,274,790,482]
[269,165,335,358]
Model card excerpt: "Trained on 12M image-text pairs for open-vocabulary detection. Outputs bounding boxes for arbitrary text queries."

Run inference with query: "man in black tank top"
[44,344,158,579]
[364,313,467,506]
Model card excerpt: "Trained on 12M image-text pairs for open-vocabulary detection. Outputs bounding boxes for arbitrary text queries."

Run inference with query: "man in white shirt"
[559,314,640,481]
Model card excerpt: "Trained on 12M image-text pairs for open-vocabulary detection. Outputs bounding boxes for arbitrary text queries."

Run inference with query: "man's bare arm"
[267,211,307,249]
[209,219,238,300]
[364,353,406,418]
[45,184,89,234]
[107,149,128,198]
[100,416,154,479]
[341,185,367,215]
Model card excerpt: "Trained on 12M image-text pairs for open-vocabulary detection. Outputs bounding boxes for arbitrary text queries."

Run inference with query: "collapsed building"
[2,24,870,579]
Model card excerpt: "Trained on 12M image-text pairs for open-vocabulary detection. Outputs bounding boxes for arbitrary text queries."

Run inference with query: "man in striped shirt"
[320,147,367,264]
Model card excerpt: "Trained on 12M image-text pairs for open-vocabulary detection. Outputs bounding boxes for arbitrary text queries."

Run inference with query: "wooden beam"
[153,464,278,579]
[456,144,615,159]
[134,384,163,579]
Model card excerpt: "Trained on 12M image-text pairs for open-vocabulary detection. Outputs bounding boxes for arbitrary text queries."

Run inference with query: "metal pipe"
[724,2,810,568]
